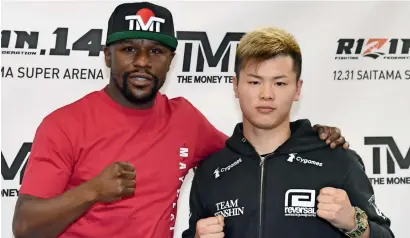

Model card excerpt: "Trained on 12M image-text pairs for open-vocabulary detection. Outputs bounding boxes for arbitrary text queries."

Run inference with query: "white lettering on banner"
[1,66,104,80]
[284,189,316,217]
[386,177,410,184]
[214,199,245,218]
[125,15,165,32]
[333,69,410,80]
[1,66,14,78]
[194,76,223,83]
[178,75,235,84]
[1,189,19,197]
[62,68,104,80]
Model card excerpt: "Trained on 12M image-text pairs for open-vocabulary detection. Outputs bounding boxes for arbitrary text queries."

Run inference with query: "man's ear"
[166,52,176,72]
[294,79,303,101]
[104,46,111,68]
[233,76,239,98]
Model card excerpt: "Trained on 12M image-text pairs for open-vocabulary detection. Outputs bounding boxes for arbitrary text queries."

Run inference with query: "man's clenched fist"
[317,187,356,231]
[195,215,224,238]
[88,162,136,202]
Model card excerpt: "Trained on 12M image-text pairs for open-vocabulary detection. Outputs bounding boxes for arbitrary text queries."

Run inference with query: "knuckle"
[116,178,123,186]
[113,165,121,174]
[197,226,206,235]
[116,180,123,191]
[196,220,204,228]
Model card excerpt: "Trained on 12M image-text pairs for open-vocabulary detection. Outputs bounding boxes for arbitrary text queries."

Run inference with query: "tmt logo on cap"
[125,8,165,32]
[105,2,178,50]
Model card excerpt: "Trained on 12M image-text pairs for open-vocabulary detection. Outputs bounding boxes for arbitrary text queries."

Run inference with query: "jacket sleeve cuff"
[368,220,393,238]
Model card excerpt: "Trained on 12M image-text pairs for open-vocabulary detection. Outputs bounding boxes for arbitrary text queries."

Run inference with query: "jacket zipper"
[241,137,277,238]
[258,155,266,238]
[258,152,274,238]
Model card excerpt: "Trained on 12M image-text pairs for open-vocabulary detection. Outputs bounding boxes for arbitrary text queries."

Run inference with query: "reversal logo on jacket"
[284,189,317,217]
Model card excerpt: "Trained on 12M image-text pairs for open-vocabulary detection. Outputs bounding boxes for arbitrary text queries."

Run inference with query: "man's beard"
[120,71,160,104]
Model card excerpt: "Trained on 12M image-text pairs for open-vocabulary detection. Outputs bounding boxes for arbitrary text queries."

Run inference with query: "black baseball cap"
[106,2,178,51]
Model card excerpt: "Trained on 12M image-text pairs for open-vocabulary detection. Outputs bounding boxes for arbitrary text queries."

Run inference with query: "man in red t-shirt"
[12,2,349,238]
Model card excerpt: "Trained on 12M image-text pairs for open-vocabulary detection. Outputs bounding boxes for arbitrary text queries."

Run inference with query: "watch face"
[346,207,369,238]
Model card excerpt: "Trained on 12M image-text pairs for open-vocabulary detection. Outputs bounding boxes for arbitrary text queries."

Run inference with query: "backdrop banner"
[1,1,409,237]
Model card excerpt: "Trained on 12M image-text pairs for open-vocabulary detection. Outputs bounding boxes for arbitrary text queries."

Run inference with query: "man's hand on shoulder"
[313,124,349,149]
[195,215,225,238]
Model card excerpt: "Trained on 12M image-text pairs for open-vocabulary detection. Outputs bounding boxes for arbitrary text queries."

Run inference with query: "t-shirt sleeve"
[19,115,75,198]
[188,102,228,167]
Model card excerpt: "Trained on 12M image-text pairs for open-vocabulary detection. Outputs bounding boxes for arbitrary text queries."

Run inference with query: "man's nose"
[259,83,275,100]
[133,51,151,68]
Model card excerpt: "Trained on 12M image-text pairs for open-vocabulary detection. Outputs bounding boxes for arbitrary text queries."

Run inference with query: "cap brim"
[106,31,178,51]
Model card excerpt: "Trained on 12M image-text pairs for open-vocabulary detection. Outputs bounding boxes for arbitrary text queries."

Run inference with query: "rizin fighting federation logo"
[125,8,165,32]
[362,39,388,59]
[335,38,410,60]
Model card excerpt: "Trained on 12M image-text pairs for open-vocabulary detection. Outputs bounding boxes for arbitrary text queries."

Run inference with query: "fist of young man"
[195,215,225,238]
[87,162,136,203]
[317,187,356,231]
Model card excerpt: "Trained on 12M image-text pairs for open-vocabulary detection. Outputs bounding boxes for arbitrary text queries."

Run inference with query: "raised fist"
[195,215,224,238]
[87,162,136,202]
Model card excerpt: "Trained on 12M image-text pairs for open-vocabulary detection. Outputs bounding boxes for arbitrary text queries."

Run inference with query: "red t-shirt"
[19,88,228,238]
